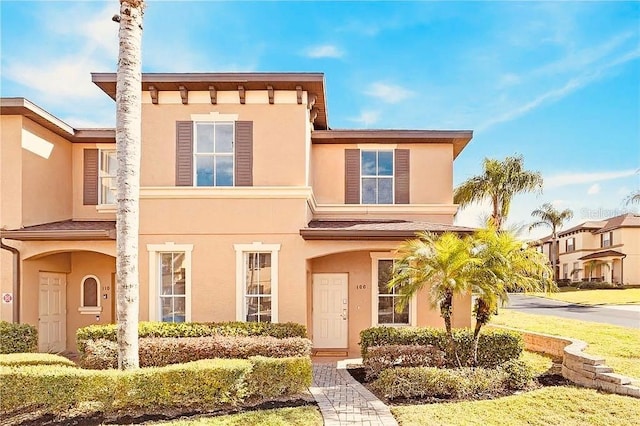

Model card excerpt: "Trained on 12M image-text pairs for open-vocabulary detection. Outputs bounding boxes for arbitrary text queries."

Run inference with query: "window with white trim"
[572,262,580,280]
[147,243,193,323]
[602,232,612,248]
[235,243,280,323]
[563,263,569,279]
[361,150,393,204]
[370,253,415,326]
[566,237,575,253]
[194,122,234,187]
[99,150,117,204]
[78,275,102,314]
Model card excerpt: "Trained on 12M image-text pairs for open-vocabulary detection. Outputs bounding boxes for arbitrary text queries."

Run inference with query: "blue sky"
[1,0,639,237]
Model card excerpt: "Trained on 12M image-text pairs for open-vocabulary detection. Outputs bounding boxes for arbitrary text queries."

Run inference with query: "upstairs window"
[194,122,234,187]
[601,232,612,248]
[566,237,575,253]
[361,150,394,204]
[98,150,117,205]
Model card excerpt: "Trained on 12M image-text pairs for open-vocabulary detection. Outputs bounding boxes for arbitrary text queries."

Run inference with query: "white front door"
[39,272,67,352]
[313,273,348,348]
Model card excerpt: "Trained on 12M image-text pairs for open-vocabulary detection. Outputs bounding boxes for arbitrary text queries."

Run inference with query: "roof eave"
[300,228,474,240]
[0,230,115,241]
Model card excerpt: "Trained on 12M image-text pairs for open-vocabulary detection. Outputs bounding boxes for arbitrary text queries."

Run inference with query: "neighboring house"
[0,73,474,355]
[534,214,640,285]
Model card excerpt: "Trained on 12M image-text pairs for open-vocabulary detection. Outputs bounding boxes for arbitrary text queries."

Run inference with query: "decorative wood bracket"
[296,85,303,104]
[209,85,217,104]
[238,85,246,104]
[149,85,158,104]
[307,94,317,110]
[267,85,274,104]
[179,85,188,104]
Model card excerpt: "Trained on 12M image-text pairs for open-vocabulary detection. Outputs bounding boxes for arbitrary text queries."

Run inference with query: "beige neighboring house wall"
[540,214,640,285]
[1,72,475,354]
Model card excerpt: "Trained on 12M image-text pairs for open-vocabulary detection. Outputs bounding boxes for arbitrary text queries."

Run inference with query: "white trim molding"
[141,186,313,200]
[191,112,239,122]
[234,242,281,323]
[147,242,194,322]
[370,252,417,327]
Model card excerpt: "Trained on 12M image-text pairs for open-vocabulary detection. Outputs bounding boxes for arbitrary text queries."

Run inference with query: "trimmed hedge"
[80,335,312,369]
[0,356,312,416]
[77,321,307,353]
[360,327,523,367]
[372,360,533,400]
[0,321,37,354]
[576,281,622,290]
[363,345,445,380]
[0,353,76,368]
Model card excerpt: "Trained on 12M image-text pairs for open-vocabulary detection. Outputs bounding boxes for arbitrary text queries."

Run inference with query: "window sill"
[78,307,103,314]
[96,204,116,214]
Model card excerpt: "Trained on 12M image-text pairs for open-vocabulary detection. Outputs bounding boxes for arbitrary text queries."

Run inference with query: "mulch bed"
[346,365,573,406]
[2,396,316,426]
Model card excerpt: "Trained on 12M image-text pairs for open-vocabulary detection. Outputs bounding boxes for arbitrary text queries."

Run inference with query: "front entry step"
[313,349,349,357]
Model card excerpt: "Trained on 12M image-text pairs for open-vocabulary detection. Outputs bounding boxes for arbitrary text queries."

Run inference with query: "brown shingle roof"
[300,219,475,240]
[596,213,640,234]
[1,220,115,241]
[578,250,625,261]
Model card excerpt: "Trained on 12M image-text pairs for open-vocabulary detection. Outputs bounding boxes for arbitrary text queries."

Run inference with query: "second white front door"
[39,272,67,353]
[312,273,348,348]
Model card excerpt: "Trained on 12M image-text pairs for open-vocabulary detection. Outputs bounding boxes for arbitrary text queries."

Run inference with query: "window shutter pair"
[175,121,253,186]
[344,149,410,204]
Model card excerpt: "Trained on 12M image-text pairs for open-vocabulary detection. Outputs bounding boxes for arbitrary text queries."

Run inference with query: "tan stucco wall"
[1,115,24,230]
[21,118,73,227]
[620,228,640,284]
[311,143,454,205]
[141,101,308,187]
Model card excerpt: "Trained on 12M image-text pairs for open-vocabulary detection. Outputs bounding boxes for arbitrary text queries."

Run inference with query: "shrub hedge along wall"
[0,321,37,354]
[360,327,523,367]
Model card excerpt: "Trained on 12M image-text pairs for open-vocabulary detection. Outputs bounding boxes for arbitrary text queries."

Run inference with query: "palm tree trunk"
[472,298,490,366]
[551,230,557,284]
[441,290,461,367]
[115,0,144,370]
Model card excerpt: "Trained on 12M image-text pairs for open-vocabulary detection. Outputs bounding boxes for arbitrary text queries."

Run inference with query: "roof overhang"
[311,129,473,159]
[578,250,625,261]
[300,220,475,241]
[0,221,116,241]
[0,98,115,143]
[91,72,329,130]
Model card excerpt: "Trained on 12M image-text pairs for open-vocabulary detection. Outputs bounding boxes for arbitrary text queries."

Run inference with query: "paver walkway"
[310,360,398,425]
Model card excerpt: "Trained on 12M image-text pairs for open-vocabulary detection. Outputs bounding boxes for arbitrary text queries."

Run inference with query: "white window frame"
[572,262,580,280]
[193,121,235,187]
[361,150,394,205]
[370,252,416,326]
[234,242,280,323]
[602,232,611,248]
[563,263,569,279]
[98,149,117,205]
[147,243,193,322]
[566,237,575,252]
[78,274,102,314]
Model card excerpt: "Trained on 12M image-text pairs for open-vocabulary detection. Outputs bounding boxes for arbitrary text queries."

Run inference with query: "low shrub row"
[0,321,37,354]
[363,345,445,380]
[0,353,76,368]
[80,335,312,369]
[360,327,523,367]
[77,321,307,353]
[372,359,534,400]
[576,281,623,290]
[0,356,311,417]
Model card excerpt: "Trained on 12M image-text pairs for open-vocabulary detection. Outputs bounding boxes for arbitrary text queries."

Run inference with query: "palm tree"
[529,203,574,282]
[625,190,640,205]
[454,155,543,230]
[114,0,145,370]
[470,228,552,364]
[388,232,480,366]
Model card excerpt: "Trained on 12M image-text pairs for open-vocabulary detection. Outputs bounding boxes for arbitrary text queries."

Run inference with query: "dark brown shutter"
[609,232,613,246]
[235,121,253,186]
[345,149,360,204]
[394,149,410,204]
[83,149,98,205]
[176,121,193,186]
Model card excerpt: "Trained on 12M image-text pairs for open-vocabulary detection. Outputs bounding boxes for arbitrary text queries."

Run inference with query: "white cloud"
[545,169,637,188]
[364,82,414,104]
[587,183,601,195]
[349,110,380,126]
[304,45,344,58]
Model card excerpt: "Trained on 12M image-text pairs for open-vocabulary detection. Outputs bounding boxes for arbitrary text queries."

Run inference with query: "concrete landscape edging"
[491,325,640,398]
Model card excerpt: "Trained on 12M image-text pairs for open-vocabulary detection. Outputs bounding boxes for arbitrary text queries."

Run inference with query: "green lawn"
[529,288,640,305]
[491,310,640,379]
[391,386,640,426]
[148,407,323,425]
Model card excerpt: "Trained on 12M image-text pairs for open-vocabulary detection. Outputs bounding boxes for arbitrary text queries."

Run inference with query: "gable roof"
[596,213,640,234]
[0,98,115,143]
[92,72,329,130]
[556,220,607,238]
